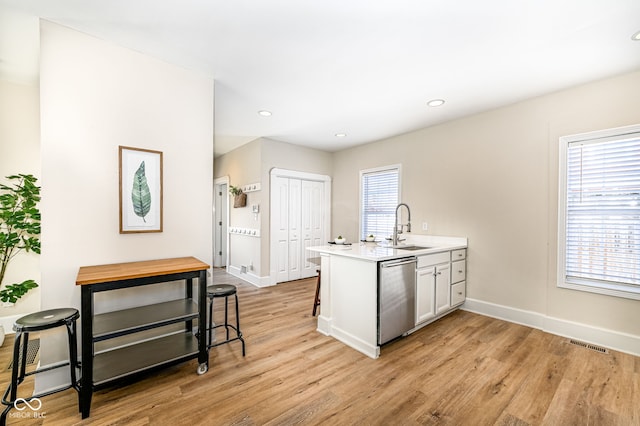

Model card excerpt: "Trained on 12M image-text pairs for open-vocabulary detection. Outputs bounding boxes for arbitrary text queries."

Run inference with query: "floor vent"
[7,338,40,370]
[569,339,608,354]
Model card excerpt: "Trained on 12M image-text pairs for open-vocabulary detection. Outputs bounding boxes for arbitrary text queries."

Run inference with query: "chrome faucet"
[393,203,411,245]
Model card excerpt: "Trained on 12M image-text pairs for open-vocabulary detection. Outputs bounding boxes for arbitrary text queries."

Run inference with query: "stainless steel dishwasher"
[378,256,417,345]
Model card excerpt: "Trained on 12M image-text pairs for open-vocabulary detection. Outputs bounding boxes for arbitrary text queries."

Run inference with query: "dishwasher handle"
[380,257,417,268]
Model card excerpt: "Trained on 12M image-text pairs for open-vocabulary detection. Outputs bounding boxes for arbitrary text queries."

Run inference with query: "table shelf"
[93,299,199,341]
[93,332,199,386]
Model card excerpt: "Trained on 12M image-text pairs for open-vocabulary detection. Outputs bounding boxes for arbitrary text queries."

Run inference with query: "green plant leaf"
[0,279,38,303]
[0,174,41,302]
[131,161,152,222]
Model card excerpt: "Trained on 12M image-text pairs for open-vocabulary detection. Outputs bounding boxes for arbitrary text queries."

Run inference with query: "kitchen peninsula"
[308,235,467,358]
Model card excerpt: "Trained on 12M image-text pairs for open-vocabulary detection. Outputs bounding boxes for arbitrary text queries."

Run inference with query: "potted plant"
[0,174,41,305]
[334,235,346,244]
[229,185,247,208]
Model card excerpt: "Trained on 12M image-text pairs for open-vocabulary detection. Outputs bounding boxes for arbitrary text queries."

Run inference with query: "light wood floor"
[1,268,639,425]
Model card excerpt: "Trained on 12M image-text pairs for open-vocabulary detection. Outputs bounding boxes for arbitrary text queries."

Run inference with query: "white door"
[214,182,228,268]
[273,176,290,283]
[270,169,330,285]
[288,178,302,281]
[301,180,324,278]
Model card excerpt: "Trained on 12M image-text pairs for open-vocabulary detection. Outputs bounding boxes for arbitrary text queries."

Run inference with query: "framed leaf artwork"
[119,146,163,233]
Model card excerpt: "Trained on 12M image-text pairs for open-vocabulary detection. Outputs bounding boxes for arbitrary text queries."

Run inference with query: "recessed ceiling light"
[427,99,445,107]
[258,110,272,117]
[335,133,347,138]
[632,30,640,41]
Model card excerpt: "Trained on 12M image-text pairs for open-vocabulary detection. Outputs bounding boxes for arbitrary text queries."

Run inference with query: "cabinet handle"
[458,270,463,273]
[457,292,463,295]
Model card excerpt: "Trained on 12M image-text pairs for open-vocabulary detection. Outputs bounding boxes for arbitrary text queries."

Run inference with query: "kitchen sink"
[389,245,432,251]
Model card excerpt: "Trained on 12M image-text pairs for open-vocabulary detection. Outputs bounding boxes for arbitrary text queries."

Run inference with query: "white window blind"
[361,167,399,240]
[561,128,640,297]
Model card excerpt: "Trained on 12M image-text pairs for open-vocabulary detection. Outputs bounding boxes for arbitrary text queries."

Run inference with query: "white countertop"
[307,235,467,262]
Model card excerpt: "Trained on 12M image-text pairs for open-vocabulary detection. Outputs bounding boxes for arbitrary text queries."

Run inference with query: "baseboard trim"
[227,266,273,287]
[462,298,640,357]
[330,325,380,359]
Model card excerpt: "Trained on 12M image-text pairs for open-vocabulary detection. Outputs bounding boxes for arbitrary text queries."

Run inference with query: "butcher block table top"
[76,256,210,285]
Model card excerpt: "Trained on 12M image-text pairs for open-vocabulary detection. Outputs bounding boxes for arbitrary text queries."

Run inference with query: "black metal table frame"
[79,269,208,418]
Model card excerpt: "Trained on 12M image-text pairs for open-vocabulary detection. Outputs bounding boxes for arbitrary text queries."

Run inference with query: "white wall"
[333,70,640,355]
[38,21,214,389]
[0,80,41,327]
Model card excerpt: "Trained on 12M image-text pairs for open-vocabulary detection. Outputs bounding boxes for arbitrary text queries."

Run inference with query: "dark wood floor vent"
[569,339,608,354]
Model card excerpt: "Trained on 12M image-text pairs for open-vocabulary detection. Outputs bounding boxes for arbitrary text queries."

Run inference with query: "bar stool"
[312,268,321,316]
[207,284,245,356]
[1,308,81,424]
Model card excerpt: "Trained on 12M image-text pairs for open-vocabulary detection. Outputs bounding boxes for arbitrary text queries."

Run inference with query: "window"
[360,165,400,240]
[558,125,640,299]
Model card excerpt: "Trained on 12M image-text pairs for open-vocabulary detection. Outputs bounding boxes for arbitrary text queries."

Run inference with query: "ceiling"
[1,0,640,156]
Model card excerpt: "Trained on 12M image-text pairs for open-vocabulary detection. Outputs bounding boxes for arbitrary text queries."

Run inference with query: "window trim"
[359,164,402,241]
[557,124,640,300]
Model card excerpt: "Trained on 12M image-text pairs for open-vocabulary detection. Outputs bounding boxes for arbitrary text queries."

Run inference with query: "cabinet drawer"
[451,282,466,306]
[451,260,466,284]
[451,249,466,261]
[417,252,450,268]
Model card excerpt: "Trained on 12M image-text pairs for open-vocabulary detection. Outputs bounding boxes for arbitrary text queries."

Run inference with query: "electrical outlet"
[422,222,428,231]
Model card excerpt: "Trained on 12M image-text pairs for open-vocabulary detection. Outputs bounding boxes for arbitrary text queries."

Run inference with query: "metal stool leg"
[10,331,23,400]
[1,331,24,425]
[18,332,29,384]
[312,269,321,316]
[224,295,230,341]
[208,295,214,345]
[65,318,81,412]
[235,293,246,356]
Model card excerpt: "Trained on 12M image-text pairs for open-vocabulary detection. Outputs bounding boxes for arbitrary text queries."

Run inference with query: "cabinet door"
[435,263,451,315]
[416,267,436,324]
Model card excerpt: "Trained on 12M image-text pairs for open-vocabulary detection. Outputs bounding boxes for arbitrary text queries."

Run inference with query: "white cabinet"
[435,263,451,315]
[450,249,466,308]
[416,252,449,324]
[416,267,435,323]
[416,248,466,327]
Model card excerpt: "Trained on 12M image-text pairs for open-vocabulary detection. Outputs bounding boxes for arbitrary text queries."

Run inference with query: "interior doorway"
[214,177,229,268]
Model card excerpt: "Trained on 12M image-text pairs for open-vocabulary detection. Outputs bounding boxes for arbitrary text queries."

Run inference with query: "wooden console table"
[76,257,210,418]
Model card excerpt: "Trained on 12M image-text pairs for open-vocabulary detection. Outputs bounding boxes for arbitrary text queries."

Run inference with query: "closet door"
[271,173,327,284]
[288,178,302,281]
[273,176,290,283]
[301,180,324,278]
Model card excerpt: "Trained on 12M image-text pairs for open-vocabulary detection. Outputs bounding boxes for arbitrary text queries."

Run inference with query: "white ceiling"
[1,0,640,156]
